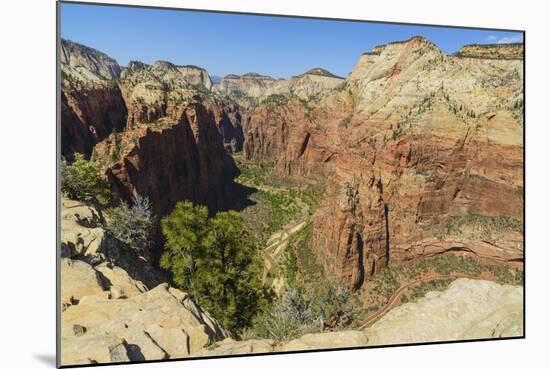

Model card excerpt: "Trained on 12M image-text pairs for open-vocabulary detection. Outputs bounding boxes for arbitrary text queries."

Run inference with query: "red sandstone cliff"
[93,102,237,216]
[242,36,524,289]
[61,39,127,158]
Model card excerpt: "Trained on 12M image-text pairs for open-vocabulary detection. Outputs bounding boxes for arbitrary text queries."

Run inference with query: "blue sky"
[60,3,523,79]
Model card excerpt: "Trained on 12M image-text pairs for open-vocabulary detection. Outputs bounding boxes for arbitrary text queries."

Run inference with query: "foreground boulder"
[364,278,523,345]
[60,258,108,310]
[194,338,275,356]
[60,196,166,289]
[60,197,104,258]
[60,335,129,366]
[61,279,230,365]
[279,331,369,352]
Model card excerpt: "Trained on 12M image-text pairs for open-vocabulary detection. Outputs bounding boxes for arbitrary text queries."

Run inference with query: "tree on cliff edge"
[61,153,111,222]
[160,201,271,332]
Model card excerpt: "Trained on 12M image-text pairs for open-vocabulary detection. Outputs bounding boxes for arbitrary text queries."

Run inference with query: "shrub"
[307,279,364,329]
[105,195,155,259]
[251,286,313,342]
[250,279,363,342]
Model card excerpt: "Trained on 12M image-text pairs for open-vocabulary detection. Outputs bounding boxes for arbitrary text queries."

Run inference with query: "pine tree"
[160,201,209,290]
[160,201,270,332]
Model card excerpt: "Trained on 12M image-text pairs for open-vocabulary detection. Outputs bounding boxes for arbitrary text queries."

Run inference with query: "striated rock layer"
[61,39,127,159]
[242,36,524,289]
[455,43,524,60]
[214,68,344,107]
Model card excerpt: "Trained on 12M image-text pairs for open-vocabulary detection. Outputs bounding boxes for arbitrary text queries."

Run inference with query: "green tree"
[61,153,111,221]
[160,201,209,290]
[160,201,270,332]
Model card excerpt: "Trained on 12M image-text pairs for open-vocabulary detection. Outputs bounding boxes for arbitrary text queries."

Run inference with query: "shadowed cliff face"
[93,103,239,216]
[241,36,524,289]
[118,60,244,152]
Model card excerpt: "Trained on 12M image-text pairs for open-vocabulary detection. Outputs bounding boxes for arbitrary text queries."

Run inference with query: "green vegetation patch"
[409,279,453,302]
[234,159,274,187]
[245,279,363,342]
[361,255,523,312]
[437,212,523,240]
[284,222,322,285]
[262,94,290,106]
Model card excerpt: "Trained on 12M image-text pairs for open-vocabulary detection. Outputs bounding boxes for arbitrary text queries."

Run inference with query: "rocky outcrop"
[61,197,105,257]
[118,60,244,151]
[364,278,523,344]
[455,43,524,60]
[242,36,524,289]
[120,60,212,127]
[193,331,369,357]
[61,40,242,161]
[61,276,230,365]
[60,197,166,288]
[93,102,237,216]
[61,39,121,80]
[61,39,127,159]
[60,199,230,366]
[61,258,109,309]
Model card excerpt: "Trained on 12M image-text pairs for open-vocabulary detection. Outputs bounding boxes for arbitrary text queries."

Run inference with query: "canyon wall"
[214,68,344,107]
[62,40,241,220]
[242,37,524,289]
[61,39,127,158]
[93,103,236,216]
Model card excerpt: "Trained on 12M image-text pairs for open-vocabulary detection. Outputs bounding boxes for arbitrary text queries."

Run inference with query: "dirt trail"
[359,273,488,329]
[261,192,310,295]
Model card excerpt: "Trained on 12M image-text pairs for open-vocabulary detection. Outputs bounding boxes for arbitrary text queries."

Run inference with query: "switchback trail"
[258,189,310,295]
[359,273,488,329]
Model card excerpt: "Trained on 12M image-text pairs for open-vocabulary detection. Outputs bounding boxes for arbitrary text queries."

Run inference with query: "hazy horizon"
[61,3,523,79]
